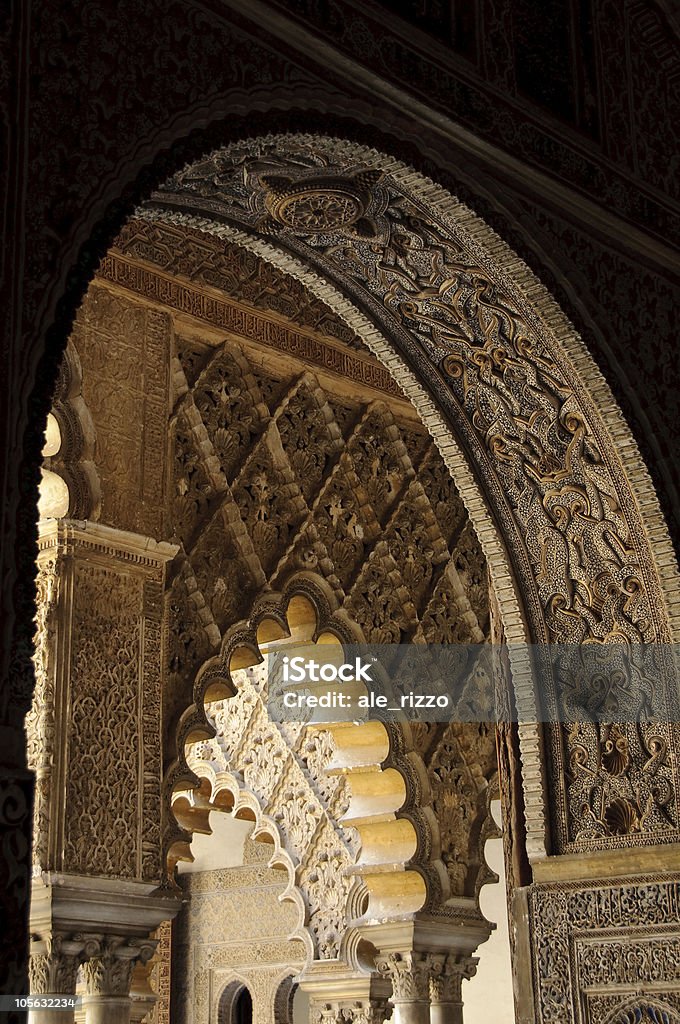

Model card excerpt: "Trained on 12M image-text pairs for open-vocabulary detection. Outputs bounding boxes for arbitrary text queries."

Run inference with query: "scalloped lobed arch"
[167,573,476,953]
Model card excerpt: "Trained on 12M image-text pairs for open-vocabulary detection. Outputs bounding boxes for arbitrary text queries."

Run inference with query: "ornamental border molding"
[529,873,680,1024]
[98,246,402,399]
[37,519,179,568]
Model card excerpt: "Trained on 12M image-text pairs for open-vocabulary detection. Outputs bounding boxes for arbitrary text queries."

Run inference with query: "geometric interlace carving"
[172,336,494,959]
[187,664,358,960]
[167,333,489,758]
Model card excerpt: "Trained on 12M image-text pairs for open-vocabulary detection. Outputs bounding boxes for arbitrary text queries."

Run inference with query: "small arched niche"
[219,980,253,1024]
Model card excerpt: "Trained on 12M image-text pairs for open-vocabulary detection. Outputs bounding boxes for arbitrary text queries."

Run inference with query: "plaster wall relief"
[175,570,494,971]
[143,134,680,863]
[161,327,493,840]
[157,294,489,744]
[25,124,680,1023]
[25,553,58,870]
[149,269,501,1009]
[70,284,172,539]
[172,839,306,1024]
[31,228,498,1021]
[529,876,680,1024]
[26,520,180,1022]
[27,521,176,881]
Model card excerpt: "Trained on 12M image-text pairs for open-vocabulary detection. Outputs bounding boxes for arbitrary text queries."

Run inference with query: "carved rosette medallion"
[258,170,385,237]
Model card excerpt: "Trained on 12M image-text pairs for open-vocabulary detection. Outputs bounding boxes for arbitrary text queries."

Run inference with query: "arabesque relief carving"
[66,561,143,877]
[25,557,58,868]
[181,644,370,961]
[157,316,498,949]
[150,136,665,650]
[27,522,176,881]
[164,327,489,774]
[70,287,172,537]
[530,875,680,1024]
[172,843,306,1024]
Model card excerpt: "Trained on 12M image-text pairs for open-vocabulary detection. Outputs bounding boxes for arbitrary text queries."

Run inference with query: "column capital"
[374,951,431,1003]
[29,933,86,995]
[428,955,478,1003]
[341,999,392,1024]
[310,1002,340,1024]
[311,998,392,1024]
[80,936,158,997]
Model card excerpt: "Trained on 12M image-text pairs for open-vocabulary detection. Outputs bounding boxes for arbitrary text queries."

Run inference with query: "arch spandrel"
[141,133,680,858]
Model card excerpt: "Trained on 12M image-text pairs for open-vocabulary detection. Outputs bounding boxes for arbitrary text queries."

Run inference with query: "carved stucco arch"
[167,572,496,955]
[217,978,250,1024]
[144,132,680,859]
[39,340,100,522]
[172,758,314,964]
